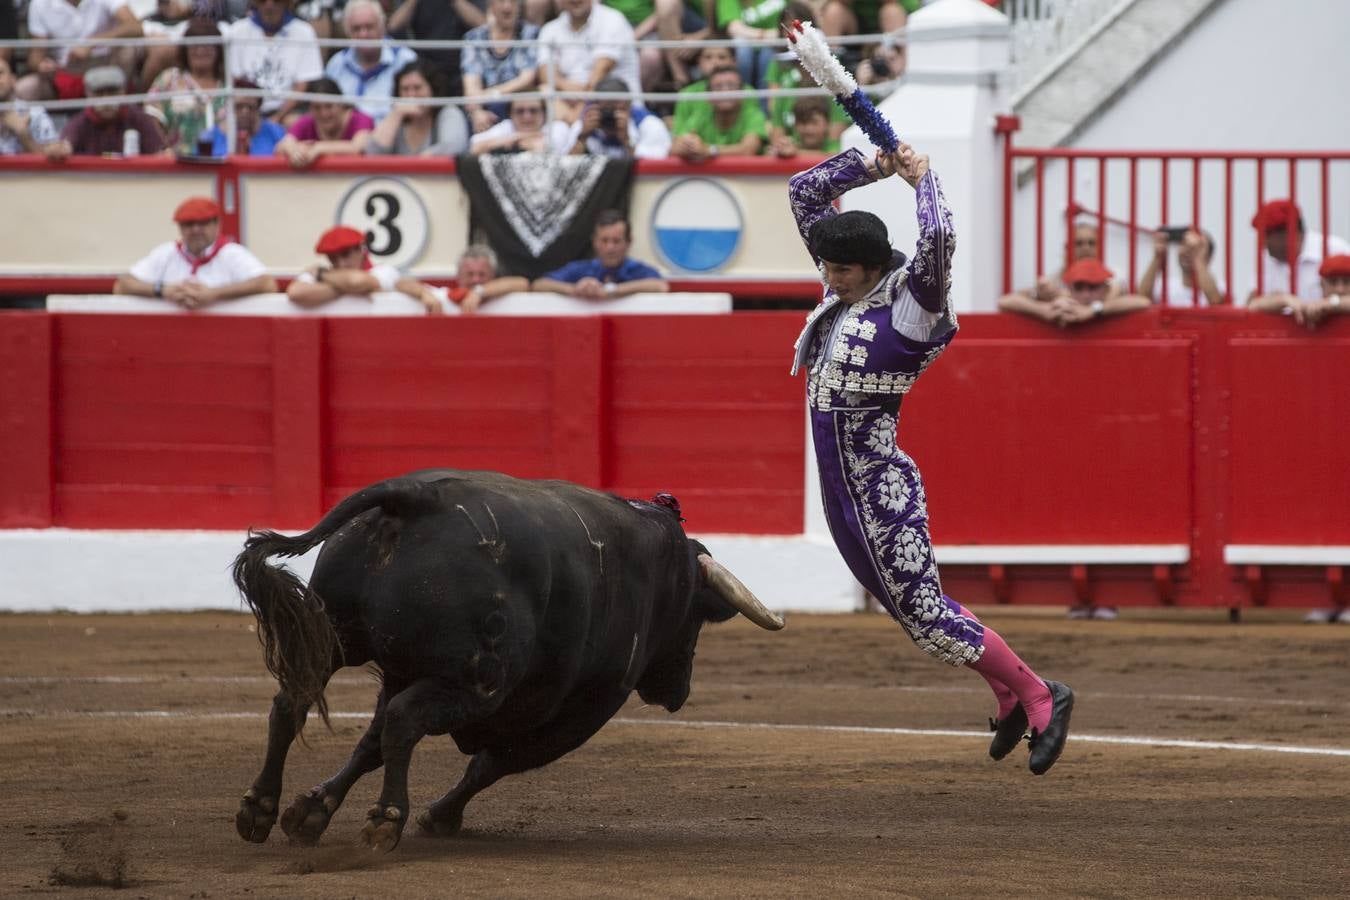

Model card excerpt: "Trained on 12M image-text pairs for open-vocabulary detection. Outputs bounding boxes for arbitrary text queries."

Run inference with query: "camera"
[1160,225,1190,243]
[598,108,617,131]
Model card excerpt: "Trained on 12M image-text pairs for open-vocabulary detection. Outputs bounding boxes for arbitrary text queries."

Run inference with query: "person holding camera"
[562,75,672,159]
[1137,226,1226,306]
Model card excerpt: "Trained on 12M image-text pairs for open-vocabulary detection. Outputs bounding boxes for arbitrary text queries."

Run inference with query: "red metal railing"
[999,125,1350,306]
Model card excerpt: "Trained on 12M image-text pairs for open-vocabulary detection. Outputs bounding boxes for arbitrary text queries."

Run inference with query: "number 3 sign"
[334,177,430,271]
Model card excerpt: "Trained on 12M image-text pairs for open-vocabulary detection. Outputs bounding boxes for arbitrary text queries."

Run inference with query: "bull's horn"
[697,554,785,631]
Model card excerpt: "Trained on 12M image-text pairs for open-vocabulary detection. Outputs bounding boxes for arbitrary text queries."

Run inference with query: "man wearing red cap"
[1251,253,1350,331]
[287,225,446,315]
[114,196,276,309]
[1247,198,1350,303]
[999,257,1149,327]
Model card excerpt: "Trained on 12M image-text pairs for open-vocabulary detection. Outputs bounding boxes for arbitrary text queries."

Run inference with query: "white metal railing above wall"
[1004,0,1134,104]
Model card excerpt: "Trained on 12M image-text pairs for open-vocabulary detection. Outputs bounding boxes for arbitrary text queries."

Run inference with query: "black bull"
[231,469,784,851]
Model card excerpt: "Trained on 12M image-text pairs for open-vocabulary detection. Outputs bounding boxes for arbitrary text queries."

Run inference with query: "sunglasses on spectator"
[1071,281,1104,291]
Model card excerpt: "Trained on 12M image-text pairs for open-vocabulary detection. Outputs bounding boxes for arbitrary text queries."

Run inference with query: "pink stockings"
[955,602,1054,733]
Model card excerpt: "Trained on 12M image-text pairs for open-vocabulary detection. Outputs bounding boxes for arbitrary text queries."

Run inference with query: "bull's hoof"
[236,789,278,843]
[280,787,340,846]
[359,804,405,852]
[416,808,463,838]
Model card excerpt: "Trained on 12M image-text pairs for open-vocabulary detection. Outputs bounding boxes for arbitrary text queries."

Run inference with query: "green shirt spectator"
[670,65,766,160]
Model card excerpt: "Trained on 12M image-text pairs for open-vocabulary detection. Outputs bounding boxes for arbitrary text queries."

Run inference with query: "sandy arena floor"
[2,608,1347,897]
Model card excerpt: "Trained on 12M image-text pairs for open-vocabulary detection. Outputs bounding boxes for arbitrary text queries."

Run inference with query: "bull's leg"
[359,677,465,852]
[236,690,310,843]
[280,689,389,845]
[418,685,630,838]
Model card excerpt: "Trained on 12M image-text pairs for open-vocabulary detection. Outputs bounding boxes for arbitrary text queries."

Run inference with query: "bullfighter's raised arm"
[902,168,956,314]
[786,148,879,263]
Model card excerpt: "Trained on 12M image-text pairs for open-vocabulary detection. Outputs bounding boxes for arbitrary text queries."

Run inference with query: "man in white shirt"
[114,197,278,309]
[225,0,325,120]
[536,0,641,123]
[1247,198,1350,303]
[17,0,142,102]
[322,0,417,123]
[562,75,670,159]
[287,225,444,314]
[1138,227,1227,307]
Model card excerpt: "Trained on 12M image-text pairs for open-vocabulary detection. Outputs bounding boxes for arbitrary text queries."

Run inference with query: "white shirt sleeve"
[371,265,401,292]
[290,21,326,83]
[890,281,945,342]
[217,243,268,282]
[128,243,177,284]
[633,115,672,159]
[469,119,516,150]
[591,8,629,62]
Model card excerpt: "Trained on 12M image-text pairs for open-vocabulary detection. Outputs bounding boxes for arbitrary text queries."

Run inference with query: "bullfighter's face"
[822,260,882,303]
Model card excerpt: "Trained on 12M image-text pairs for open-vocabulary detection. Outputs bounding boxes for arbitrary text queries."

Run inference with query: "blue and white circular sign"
[650,178,743,273]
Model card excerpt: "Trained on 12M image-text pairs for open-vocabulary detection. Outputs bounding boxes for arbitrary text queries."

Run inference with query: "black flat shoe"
[1027,680,1075,775]
[988,705,1028,761]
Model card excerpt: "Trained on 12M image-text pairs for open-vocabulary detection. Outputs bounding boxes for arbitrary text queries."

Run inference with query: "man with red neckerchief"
[114,196,277,309]
[287,225,445,315]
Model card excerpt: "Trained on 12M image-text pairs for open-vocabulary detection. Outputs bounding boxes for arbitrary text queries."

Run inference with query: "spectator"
[1138,227,1226,307]
[816,0,915,39]
[468,95,570,154]
[998,258,1149,327]
[387,0,485,99]
[714,0,784,87]
[462,0,540,134]
[323,0,417,123]
[287,224,444,314]
[1251,253,1350,332]
[531,210,668,298]
[537,0,641,123]
[366,61,469,156]
[0,56,72,159]
[450,244,529,313]
[669,64,765,161]
[275,77,374,167]
[764,5,847,152]
[198,80,288,154]
[113,196,277,308]
[61,66,166,156]
[855,34,903,85]
[1247,199,1350,303]
[769,94,836,157]
[997,221,1118,308]
[607,0,709,90]
[145,18,228,156]
[17,0,143,102]
[668,41,751,133]
[562,75,671,158]
[224,0,324,121]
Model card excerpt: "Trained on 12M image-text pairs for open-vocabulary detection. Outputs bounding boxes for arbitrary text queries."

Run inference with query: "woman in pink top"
[275,77,374,168]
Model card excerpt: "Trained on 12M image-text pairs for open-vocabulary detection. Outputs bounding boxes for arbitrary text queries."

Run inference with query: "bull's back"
[308,471,684,709]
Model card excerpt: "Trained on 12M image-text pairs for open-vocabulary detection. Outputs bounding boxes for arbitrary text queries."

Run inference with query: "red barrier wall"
[3,308,1348,606]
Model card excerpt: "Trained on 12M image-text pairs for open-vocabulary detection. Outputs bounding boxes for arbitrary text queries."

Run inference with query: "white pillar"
[840,0,1011,313]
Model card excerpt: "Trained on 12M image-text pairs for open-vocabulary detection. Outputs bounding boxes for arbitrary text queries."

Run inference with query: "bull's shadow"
[231,469,783,852]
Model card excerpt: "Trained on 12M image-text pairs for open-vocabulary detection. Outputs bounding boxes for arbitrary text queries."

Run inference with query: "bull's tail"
[231,477,436,729]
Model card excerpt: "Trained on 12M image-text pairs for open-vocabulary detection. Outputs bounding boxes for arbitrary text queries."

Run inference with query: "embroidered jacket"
[787,149,957,407]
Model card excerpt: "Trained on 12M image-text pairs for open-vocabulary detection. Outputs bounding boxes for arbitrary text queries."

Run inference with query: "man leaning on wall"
[114,197,277,309]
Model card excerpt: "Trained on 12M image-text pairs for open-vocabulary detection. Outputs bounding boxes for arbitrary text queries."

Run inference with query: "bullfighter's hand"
[891,143,929,188]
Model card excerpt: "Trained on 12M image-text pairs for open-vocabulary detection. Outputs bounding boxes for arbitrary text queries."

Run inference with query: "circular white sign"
[650,177,743,273]
[335,177,430,270]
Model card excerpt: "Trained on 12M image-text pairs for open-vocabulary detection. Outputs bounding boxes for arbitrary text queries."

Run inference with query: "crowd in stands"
[0,0,926,163]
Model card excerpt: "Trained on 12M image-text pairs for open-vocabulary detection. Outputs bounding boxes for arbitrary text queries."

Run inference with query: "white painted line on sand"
[2,675,1343,710]
[3,707,1347,759]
